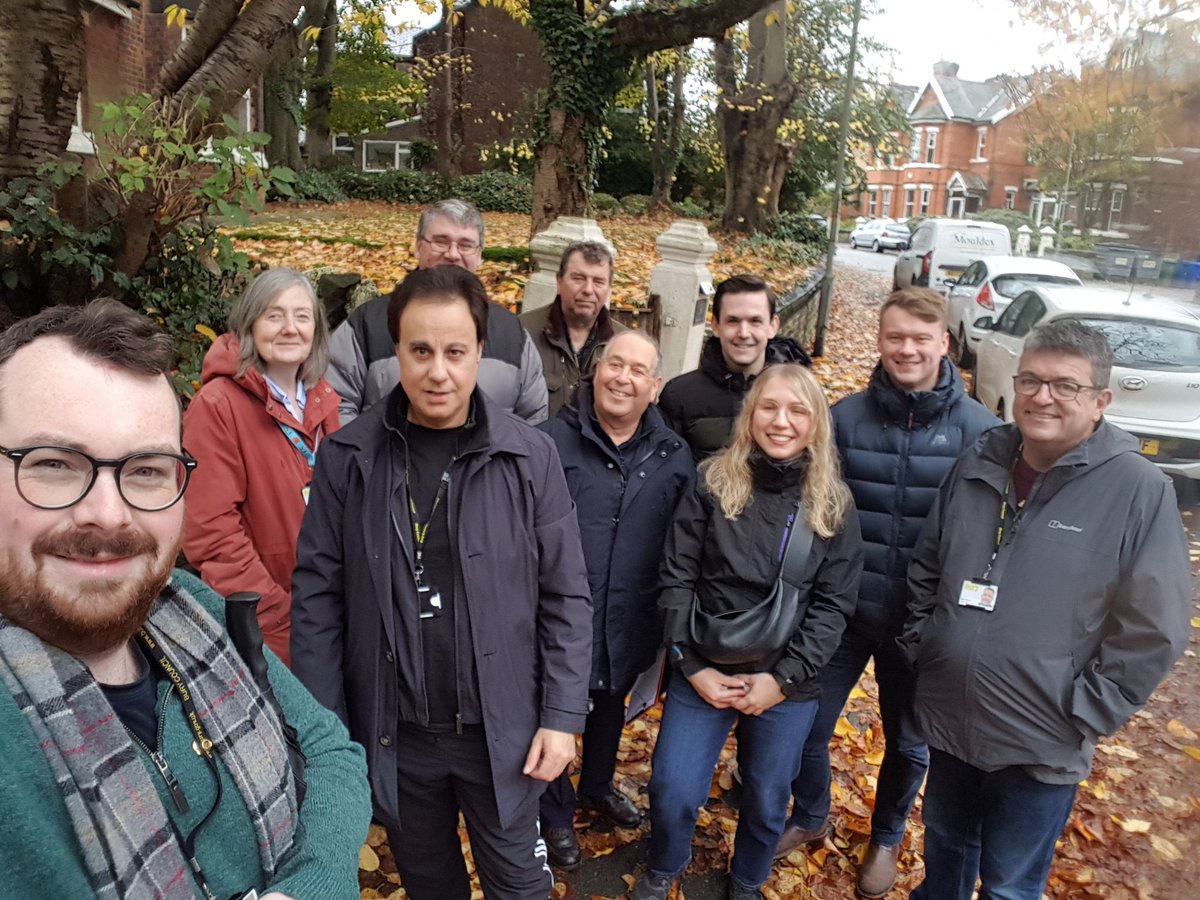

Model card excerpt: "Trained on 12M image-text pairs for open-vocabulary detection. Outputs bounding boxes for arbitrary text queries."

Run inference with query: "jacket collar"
[562,381,675,460]
[867,357,962,427]
[542,298,618,354]
[698,334,811,392]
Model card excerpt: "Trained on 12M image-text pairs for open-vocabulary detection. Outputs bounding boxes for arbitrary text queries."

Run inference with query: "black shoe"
[543,824,581,869]
[581,787,642,828]
[727,882,764,900]
[631,871,675,900]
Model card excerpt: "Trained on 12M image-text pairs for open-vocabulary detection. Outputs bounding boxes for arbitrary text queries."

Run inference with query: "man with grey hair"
[899,318,1191,900]
[520,240,627,418]
[327,198,548,423]
[537,330,694,868]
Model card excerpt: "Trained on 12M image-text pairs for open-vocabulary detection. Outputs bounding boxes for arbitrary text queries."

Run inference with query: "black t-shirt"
[101,644,159,748]
[403,421,481,727]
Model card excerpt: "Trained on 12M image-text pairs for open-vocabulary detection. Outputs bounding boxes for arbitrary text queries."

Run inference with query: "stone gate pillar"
[521,217,615,313]
[649,221,719,381]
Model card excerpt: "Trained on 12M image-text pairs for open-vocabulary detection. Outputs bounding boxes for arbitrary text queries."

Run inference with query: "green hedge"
[332,168,445,203]
[450,171,532,213]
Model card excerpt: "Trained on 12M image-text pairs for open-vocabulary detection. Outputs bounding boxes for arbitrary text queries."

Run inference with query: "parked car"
[893,218,1012,295]
[946,257,1083,366]
[848,218,894,249]
[876,223,912,252]
[971,284,1200,480]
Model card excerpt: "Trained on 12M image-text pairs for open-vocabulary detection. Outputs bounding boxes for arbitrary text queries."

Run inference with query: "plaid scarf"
[0,576,298,899]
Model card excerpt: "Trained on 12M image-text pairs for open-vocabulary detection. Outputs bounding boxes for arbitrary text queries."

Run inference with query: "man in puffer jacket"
[778,288,997,898]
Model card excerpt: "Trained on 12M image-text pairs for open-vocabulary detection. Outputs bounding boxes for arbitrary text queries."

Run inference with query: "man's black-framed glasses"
[0,445,197,511]
[1011,374,1102,402]
[419,235,481,255]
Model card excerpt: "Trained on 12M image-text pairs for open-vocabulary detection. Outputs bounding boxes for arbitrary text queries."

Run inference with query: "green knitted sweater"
[0,569,371,899]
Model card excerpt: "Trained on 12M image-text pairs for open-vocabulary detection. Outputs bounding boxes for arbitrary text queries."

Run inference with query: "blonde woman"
[634,364,864,900]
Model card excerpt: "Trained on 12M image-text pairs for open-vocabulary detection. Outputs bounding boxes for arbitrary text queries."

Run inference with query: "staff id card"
[959,580,998,612]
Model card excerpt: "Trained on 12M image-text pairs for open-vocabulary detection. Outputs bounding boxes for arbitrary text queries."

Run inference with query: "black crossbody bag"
[689,502,813,666]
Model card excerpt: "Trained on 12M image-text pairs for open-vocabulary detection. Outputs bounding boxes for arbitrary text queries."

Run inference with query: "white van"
[893,219,1012,295]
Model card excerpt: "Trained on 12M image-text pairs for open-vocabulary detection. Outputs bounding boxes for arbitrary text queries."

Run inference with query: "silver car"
[971,284,1200,481]
[946,256,1082,366]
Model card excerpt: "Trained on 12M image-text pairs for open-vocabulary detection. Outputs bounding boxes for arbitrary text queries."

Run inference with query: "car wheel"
[968,364,980,400]
[951,325,975,368]
[849,238,857,249]
[873,240,882,252]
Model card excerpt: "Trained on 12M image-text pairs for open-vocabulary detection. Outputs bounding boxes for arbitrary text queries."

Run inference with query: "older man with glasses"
[0,299,370,900]
[898,318,1191,900]
[327,198,548,424]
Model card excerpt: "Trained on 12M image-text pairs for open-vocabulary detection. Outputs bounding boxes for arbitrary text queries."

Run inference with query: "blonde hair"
[703,364,851,538]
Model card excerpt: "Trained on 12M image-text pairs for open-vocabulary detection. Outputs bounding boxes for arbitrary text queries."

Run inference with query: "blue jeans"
[647,671,818,890]
[911,749,1078,900]
[789,627,928,846]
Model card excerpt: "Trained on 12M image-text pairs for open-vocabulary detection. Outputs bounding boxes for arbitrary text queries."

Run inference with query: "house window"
[235,90,253,131]
[919,187,931,214]
[363,140,412,172]
[881,187,893,217]
[904,187,916,217]
[867,189,878,218]
[910,128,922,163]
[333,134,354,156]
[886,152,896,169]
[975,127,987,160]
[1109,187,1125,229]
[924,129,938,164]
[1005,188,1017,210]
[1084,186,1101,212]
[67,94,96,155]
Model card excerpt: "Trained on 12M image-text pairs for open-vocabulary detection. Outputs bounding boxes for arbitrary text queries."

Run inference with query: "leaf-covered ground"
[229,207,1200,899]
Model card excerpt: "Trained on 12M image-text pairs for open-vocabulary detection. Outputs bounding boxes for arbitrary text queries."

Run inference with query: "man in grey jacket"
[326,199,548,424]
[899,319,1191,900]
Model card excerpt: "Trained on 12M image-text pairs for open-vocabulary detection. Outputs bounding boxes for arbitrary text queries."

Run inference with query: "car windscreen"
[992,274,1080,298]
[1073,317,1200,370]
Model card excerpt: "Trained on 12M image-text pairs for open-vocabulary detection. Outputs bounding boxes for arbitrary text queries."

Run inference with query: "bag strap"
[779,501,814,588]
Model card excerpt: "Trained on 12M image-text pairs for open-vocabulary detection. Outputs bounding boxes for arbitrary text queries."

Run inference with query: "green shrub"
[620,193,651,215]
[450,171,532,213]
[671,198,709,219]
[409,139,436,171]
[771,211,830,246]
[590,192,620,216]
[271,168,346,203]
[332,167,444,203]
[737,234,826,267]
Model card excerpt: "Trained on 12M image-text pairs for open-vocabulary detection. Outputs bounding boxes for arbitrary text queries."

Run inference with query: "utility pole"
[814,0,863,358]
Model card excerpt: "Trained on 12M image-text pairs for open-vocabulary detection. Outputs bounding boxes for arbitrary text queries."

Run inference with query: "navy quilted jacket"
[832,358,998,639]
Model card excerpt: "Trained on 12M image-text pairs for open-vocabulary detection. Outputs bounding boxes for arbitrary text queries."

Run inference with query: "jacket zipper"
[124,684,190,814]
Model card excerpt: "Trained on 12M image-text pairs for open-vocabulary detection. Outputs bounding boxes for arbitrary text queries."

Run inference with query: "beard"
[0,527,178,657]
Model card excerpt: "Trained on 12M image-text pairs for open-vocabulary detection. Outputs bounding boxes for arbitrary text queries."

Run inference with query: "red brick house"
[860,62,1039,221]
[412,0,547,174]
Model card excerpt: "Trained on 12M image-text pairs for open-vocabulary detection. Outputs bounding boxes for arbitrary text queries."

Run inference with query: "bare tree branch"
[610,0,776,55]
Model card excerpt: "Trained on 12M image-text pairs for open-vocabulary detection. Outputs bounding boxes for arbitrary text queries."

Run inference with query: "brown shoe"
[856,842,900,898]
[773,819,829,860]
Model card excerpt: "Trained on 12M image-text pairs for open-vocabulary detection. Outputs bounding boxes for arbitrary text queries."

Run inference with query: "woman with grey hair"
[183,268,339,665]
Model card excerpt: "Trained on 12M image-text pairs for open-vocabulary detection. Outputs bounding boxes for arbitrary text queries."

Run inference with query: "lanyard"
[980,451,1032,581]
[406,466,452,583]
[136,629,225,900]
[277,422,317,468]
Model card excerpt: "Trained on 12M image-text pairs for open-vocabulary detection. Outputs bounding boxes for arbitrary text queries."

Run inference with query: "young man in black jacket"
[658,275,811,463]
[776,288,997,898]
[538,331,695,868]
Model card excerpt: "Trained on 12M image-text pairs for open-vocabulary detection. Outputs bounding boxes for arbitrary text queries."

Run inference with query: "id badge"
[958,579,998,611]
[301,485,311,506]
[417,583,444,619]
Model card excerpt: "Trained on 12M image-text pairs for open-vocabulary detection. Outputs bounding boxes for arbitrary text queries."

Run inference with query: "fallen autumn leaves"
[227,205,1199,899]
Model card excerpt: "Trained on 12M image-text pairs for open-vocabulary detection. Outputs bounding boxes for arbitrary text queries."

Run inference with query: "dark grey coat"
[290,387,592,830]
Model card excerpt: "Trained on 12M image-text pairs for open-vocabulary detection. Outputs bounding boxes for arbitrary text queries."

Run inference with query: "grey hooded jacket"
[899,420,1190,783]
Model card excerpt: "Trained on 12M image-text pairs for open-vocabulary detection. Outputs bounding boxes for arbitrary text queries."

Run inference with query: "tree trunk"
[435,3,460,181]
[531,107,588,236]
[264,41,304,169]
[305,0,338,167]
[0,0,83,180]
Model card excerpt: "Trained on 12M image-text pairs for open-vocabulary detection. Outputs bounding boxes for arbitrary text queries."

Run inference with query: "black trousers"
[539,689,628,828]
[386,724,553,900]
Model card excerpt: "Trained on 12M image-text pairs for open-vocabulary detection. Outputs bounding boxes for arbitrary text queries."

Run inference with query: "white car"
[848,218,895,250]
[893,218,1012,295]
[971,284,1200,480]
[946,257,1083,366]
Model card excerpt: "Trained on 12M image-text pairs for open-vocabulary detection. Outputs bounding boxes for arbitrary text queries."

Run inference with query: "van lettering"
[952,233,999,248]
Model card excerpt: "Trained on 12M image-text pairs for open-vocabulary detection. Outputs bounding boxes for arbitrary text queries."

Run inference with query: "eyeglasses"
[0,445,197,511]
[420,236,481,255]
[1011,374,1102,401]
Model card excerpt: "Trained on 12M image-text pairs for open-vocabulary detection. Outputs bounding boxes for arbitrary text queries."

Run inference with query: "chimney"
[932,61,960,78]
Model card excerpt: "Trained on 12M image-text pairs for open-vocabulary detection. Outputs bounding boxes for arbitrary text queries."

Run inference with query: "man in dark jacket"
[777,288,997,897]
[658,274,811,463]
[291,267,593,900]
[326,198,548,424]
[899,319,1190,900]
[537,331,695,868]
[519,240,627,418]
